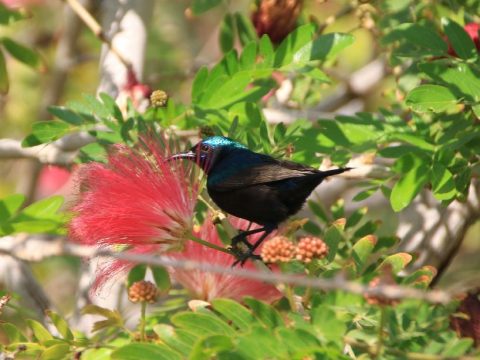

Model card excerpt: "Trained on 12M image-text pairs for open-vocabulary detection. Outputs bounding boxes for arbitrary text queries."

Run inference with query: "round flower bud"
[295,236,329,263]
[128,280,158,304]
[150,90,169,108]
[260,236,295,263]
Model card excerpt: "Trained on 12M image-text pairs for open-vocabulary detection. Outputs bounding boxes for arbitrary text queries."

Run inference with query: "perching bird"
[170,136,350,264]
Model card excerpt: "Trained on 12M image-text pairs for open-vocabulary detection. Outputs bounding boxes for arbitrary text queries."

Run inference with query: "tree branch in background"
[63,0,132,70]
[0,236,452,305]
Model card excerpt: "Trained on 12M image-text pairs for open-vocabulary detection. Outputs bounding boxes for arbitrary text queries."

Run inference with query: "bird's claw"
[231,252,262,267]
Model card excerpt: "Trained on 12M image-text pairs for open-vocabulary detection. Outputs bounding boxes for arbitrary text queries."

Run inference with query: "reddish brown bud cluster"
[260,235,329,264]
[295,236,329,263]
[364,277,398,307]
[261,236,296,263]
[450,290,480,346]
[252,0,303,44]
[128,281,158,303]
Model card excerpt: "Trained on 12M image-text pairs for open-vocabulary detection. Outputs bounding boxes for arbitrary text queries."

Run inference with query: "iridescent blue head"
[168,136,247,173]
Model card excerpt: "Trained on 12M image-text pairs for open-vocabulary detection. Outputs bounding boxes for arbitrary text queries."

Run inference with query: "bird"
[169,136,351,265]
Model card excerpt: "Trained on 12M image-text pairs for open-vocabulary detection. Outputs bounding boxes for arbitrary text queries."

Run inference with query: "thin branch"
[0,135,94,165]
[64,0,132,70]
[0,240,452,304]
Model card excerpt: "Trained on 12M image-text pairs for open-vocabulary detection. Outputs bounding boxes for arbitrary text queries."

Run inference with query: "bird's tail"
[320,167,352,179]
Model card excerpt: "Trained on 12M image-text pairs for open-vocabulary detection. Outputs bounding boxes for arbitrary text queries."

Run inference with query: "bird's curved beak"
[166,151,196,162]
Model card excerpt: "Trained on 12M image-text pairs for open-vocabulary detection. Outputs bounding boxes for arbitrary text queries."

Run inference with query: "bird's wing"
[209,160,318,192]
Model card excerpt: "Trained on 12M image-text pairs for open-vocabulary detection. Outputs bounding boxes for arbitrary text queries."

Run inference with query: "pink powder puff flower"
[69,137,199,290]
[169,216,282,303]
[1,0,45,8]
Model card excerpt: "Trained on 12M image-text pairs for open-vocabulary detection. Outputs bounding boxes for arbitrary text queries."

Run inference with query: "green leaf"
[403,265,437,287]
[259,35,274,67]
[236,325,287,359]
[352,187,377,202]
[311,306,347,343]
[151,265,171,292]
[171,312,235,337]
[127,264,146,287]
[152,325,197,356]
[21,196,64,218]
[276,328,320,353]
[2,37,41,69]
[390,154,430,211]
[211,298,255,331]
[81,304,123,332]
[290,33,354,67]
[191,0,222,14]
[111,343,182,360]
[22,121,72,147]
[99,92,123,122]
[234,12,257,46]
[203,69,272,108]
[274,23,317,68]
[345,207,367,229]
[239,41,257,70]
[27,320,53,343]
[405,85,458,113]
[81,348,112,360]
[443,338,474,356]
[382,23,448,55]
[324,224,343,262]
[190,335,234,360]
[219,13,235,54]
[302,67,330,82]
[45,310,74,341]
[0,323,27,344]
[419,62,480,102]
[0,194,25,222]
[378,253,412,273]
[243,297,283,328]
[431,162,456,201]
[48,106,85,126]
[442,18,478,60]
[352,235,377,273]
[308,201,329,223]
[78,142,106,163]
[40,343,70,360]
[388,133,435,151]
[0,50,8,94]
[0,4,26,24]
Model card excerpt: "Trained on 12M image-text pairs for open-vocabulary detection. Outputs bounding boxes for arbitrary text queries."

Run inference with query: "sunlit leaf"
[406,85,458,113]
[111,343,182,360]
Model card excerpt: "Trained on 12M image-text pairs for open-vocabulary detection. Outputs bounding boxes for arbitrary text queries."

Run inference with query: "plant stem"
[302,286,312,307]
[374,306,387,359]
[140,301,147,342]
[188,232,234,255]
[284,285,297,312]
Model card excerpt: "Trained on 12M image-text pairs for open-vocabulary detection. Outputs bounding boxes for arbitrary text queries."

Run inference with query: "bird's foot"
[231,251,262,267]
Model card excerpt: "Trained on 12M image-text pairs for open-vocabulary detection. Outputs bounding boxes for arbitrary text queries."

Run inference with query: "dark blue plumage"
[170,136,350,264]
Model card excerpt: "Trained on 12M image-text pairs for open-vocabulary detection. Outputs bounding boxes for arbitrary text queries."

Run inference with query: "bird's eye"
[200,144,210,153]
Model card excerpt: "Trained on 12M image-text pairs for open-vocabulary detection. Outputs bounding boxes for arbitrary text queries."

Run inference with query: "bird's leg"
[230,227,266,249]
[231,225,276,267]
